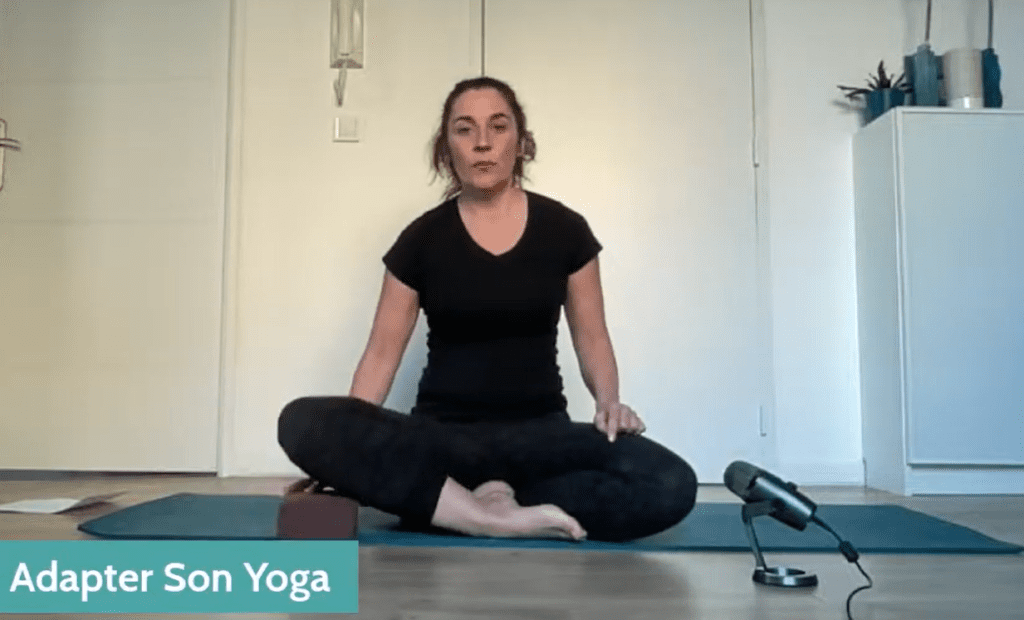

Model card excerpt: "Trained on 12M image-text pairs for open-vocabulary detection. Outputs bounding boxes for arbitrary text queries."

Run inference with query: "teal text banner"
[0,541,358,613]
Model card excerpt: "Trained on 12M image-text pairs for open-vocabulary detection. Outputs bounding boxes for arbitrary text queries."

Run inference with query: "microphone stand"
[741,500,818,587]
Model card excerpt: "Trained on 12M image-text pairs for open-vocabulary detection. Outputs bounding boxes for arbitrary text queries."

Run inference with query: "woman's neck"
[457,184,525,222]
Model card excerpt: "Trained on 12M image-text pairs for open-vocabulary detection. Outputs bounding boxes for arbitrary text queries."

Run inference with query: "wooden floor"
[1,474,1022,619]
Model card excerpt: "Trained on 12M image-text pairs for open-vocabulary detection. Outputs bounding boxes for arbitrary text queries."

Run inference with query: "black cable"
[812,516,873,620]
[925,0,933,45]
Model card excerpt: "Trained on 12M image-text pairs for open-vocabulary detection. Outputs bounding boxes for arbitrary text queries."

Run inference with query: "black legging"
[277,396,698,542]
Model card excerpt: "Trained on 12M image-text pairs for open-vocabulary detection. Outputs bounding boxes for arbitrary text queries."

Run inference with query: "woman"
[278,76,697,542]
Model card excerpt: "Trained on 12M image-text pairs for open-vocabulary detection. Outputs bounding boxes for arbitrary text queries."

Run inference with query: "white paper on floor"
[0,491,126,514]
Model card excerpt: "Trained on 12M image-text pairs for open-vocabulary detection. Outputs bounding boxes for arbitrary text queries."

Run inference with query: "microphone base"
[753,566,818,588]
[741,501,818,588]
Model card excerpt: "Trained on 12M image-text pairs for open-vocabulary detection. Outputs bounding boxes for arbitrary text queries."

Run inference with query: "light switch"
[334,115,360,142]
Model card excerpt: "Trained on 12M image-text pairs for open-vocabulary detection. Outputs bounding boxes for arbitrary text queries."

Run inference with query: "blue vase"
[864,89,905,124]
[904,44,943,106]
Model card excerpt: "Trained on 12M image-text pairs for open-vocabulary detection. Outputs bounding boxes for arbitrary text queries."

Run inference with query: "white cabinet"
[853,108,1024,495]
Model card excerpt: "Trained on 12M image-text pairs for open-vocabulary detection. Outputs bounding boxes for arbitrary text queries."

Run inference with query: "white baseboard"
[219,455,303,478]
[773,461,865,486]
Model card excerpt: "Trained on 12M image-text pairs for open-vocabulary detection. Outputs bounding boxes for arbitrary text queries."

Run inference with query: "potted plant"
[838,61,913,124]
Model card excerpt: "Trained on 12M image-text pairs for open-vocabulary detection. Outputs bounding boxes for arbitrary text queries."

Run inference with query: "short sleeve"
[382,219,424,292]
[565,210,603,276]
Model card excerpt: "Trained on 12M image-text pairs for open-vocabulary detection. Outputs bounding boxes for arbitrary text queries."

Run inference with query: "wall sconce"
[331,0,364,107]
[0,118,22,194]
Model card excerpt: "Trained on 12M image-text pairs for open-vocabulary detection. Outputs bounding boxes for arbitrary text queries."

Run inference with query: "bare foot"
[471,480,586,541]
[488,503,588,541]
[431,477,586,541]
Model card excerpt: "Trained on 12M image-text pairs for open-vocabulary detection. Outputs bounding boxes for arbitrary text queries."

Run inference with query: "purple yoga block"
[276,478,360,540]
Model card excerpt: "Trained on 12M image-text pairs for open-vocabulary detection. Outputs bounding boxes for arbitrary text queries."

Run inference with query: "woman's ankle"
[430,477,495,536]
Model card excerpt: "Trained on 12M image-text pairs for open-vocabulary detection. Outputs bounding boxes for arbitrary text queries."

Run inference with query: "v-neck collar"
[455,191,532,259]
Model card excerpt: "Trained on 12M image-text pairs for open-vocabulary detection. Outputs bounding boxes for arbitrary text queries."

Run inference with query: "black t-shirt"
[383,190,603,422]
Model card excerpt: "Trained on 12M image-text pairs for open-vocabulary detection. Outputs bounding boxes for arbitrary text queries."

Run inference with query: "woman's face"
[447,87,522,194]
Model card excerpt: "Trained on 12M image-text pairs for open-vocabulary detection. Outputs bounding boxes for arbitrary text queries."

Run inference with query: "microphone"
[724,461,873,619]
[723,460,817,530]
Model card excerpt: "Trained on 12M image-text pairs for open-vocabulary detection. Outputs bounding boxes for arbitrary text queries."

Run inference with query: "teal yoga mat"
[77,493,1023,554]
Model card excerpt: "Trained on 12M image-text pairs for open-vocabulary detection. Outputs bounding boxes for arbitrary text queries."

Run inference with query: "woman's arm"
[348,270,420,406]
[566,257,645,440]
[565,257,619,408]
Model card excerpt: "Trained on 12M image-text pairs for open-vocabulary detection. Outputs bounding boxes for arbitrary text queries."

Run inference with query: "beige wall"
[761,0,907,482]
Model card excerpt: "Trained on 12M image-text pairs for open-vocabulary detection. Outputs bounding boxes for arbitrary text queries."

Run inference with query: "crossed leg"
[438,414,699,542]
[277,396,696,542]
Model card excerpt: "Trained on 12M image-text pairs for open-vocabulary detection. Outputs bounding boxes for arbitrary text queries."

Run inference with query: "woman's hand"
[594,402,646,442]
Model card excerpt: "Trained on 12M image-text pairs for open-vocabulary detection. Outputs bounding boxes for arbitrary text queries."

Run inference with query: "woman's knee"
[661,456,698,520]
[278,397,360,456]
[277,397,319,459]
[277,396,377,458]
[621,438,698,520]
[608,437,698,527]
